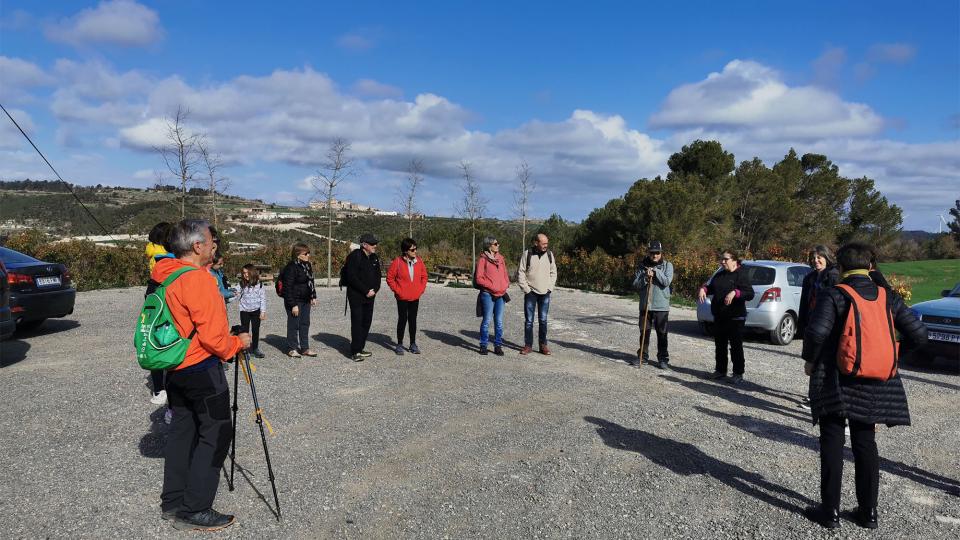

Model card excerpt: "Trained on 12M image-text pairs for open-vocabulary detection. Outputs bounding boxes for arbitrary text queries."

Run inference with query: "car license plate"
[928,331,960,344]
[36,276,61,287]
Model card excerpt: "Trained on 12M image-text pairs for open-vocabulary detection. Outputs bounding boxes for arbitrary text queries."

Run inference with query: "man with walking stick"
[150,219,250,531]
[632,241,674,369]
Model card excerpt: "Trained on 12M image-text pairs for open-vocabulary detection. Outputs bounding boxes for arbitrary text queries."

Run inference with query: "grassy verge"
[879,259,960,304]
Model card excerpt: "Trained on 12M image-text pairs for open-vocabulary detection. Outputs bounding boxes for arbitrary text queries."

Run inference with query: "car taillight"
[7,272,32,286]
[62,269,72,286]
[759,287,781,303]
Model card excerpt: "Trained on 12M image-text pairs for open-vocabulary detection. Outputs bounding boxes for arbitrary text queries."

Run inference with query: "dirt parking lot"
[1,283,957,539]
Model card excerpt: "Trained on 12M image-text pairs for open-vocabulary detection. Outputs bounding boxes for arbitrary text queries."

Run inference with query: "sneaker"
[728,373,744,384]
[359,350,373,358]
[252,349,265,359]
[164,408,173,425]
[657,361,671,371]
[287,350,301,358]
[172,509,236,531]
[161,508,179,521]
[494,345,504,356]
[408,343,421,354]
[351,353,365,362]
[150,390,168,406]
[539,344,552,356]
[301,349,318,357]
[707,371,726,380]
[395,345,405,356]
[520,346,533,355]
[479,346,489,356]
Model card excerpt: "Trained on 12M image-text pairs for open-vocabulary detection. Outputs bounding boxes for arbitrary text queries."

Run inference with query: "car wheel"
[699,322,714,337]
[770,313,796,345]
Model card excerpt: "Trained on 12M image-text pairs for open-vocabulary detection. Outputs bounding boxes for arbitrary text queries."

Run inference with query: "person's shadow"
[138,407,168,458]
[548,338,637,364]
[422,329,478,352]
[660,374,809,423]
[584,416,816,514]
[312,332,352,358]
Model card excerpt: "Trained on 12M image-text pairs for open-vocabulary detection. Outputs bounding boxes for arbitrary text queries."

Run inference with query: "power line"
[0,102,114,238]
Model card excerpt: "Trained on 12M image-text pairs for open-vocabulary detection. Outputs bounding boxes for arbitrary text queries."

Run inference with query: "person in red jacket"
[386,238,428,355]
[474,236,511,356]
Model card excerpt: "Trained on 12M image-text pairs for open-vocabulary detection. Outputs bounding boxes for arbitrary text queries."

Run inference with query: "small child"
[209,254,236,303]
[236,264,267,358]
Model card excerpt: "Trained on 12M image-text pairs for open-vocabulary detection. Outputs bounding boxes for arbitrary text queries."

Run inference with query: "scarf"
[297,259,316,296]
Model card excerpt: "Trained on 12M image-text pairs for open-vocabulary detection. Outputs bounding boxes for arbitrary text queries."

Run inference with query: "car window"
[0,247,40,264]
[787,266,811,287]
[741,264,775,286]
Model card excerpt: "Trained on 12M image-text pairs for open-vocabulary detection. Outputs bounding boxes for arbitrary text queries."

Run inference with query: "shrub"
[886,274,913,303]
[34,240,148,291]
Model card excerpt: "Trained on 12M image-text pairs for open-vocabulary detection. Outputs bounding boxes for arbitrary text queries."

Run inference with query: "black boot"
[173,509,236,531]
[857,507,878,529]
[805,505,840,529]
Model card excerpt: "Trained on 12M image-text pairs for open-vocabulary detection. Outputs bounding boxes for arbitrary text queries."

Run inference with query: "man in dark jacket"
[802,242,927,530]
[344,233,382,361]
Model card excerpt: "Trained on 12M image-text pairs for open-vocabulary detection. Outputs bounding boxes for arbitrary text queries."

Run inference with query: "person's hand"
[259,312,266,321]
[310,298,318,307]
[366,289,376,298]
[697,288,707,304]
[804,361,814,377]
[238,332,252,350]
[724,291,736,305]
[292,305,300,316]
[646,268,654,278]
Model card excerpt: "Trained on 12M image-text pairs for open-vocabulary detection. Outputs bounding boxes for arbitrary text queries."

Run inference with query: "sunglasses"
[408,247,417,252]
[491,242,499,246]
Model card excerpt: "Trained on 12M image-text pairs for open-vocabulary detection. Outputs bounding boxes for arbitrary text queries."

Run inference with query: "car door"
[786,266,811,314]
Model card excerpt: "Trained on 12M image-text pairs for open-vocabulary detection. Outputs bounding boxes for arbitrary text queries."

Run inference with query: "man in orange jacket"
[153,219,250,532]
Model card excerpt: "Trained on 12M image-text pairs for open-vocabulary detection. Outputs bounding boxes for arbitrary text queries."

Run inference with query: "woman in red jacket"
[386,238,428,355]
[474,236,511,356]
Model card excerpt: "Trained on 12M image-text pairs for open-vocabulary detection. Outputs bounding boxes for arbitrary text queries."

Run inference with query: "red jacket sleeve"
[386,257,401,294]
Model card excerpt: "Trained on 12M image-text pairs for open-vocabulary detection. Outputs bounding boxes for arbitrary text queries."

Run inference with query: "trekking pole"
[638,274,653,366]
[238,349,282,522]
[228,352,240,491]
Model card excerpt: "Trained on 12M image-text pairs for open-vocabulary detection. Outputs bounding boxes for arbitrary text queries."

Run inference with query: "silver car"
[696,260,812,345]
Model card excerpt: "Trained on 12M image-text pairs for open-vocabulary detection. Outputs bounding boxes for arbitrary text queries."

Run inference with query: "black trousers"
[640,310,670,362]
[818,415,879,509]
[240,309,262,349]
[396,299,419,345]
[714,317,745,375]
[348,294,375,354]
[161,362,232,515]
[285,302,311,352]
[150,369,165,394]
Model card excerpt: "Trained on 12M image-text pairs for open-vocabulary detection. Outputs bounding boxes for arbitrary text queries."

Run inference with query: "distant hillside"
[901,230,937,243]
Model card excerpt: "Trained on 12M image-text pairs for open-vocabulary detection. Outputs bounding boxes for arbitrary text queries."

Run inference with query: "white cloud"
[297,175,314,190]
[353,79,403,98]
[649,60,884,139]
[45,0,164,48]
[0,108,37,149]
[867,43,917,64]
[0,56,54,103]
[811,46,847,88]
[337,33,375,51]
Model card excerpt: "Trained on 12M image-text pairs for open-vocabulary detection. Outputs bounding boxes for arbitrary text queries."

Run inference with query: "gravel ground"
[1,283,957,539]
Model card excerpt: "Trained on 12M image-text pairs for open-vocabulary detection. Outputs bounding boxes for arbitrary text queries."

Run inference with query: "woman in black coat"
[801,242,927,530]
[797,245,840,338]
[697,249,755,383]
[280,242,317,357]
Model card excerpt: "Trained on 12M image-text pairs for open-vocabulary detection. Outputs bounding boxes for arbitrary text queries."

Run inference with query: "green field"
[879,259,960,304]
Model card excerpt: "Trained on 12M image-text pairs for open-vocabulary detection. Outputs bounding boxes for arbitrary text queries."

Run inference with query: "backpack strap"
[834,284,863,376]
[159,266,198,340]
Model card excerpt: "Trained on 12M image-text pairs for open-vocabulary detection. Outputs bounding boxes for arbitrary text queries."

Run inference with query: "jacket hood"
[151,257,200,283]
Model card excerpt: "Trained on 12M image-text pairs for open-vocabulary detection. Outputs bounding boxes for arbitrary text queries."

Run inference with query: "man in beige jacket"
[518,233,558,355]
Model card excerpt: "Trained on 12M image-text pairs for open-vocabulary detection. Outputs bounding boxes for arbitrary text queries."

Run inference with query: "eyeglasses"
[720,257,732,262]
[490,242,499,246]
[301,252,311,256]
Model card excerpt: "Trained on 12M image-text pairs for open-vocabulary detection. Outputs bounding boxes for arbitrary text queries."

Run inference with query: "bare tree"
[197,138,230,229]
[397,158,424,238]
[454,160,487,264]
[311,138,354,286]
[154,106,201,219]
[513,159,535,247]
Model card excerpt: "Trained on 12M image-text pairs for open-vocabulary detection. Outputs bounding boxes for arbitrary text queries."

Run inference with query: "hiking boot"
[252,349,265,359]
[805,505,840,529]
[520,346,533,355]
[539,344,552,356]
[409,343,421,354]
[150,390,168,406]
[657,361,671,371]
[172,509,236,531]
[287,350,301,358]
[856,507,878,529]
[395,345,405,356]
[707,371,726,380]
[359,350,373,358]
[301,349,318,357]
[728,373,744,384]
[494,345,504,356]
[479,346,489,356]
[351,353,365,362]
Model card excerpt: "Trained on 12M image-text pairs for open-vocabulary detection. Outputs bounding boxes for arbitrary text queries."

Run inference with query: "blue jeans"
[479,291,504,347]
[524,291,551,347]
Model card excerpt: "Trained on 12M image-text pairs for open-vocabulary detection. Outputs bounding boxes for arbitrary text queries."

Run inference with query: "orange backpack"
[835,284,899,381]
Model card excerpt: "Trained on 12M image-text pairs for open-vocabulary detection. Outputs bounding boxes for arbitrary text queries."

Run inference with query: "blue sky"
[1,0,957,231]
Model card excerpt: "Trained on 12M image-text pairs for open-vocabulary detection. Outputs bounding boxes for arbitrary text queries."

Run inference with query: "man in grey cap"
[632,241,674,369]
[343,233,381,361]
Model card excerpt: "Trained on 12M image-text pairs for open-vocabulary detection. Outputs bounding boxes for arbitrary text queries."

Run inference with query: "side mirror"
[943,289,952,297]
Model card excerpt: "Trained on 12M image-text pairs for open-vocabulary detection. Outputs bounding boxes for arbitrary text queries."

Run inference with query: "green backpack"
[135,267,197,370]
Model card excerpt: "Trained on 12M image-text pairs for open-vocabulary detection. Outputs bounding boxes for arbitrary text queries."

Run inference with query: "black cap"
[648,241,663,253]
[359,233,379,245]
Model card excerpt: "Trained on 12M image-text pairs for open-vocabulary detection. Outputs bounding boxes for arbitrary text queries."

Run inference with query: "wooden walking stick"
[637,273,654,366]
